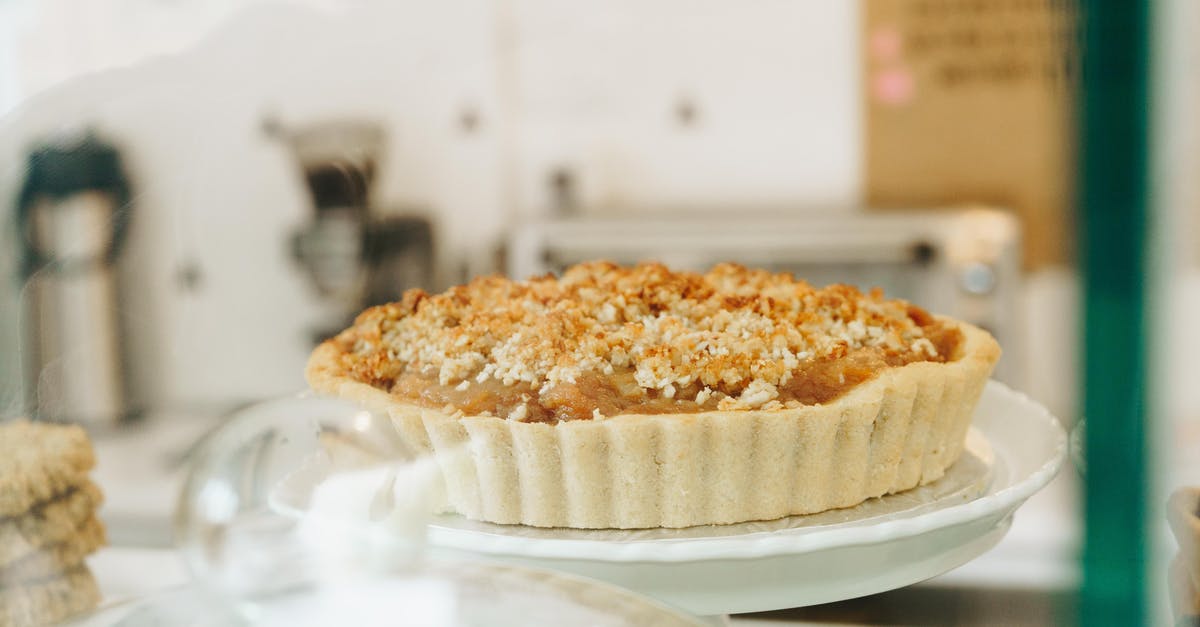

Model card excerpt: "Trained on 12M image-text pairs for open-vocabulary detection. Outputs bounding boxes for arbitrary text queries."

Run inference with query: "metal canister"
[17,133,133,426]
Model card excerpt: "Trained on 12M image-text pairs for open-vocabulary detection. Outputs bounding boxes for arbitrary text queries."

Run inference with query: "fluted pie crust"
[307,294,999,529]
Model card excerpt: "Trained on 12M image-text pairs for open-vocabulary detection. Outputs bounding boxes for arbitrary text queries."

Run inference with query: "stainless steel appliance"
[508,209,1021,384]
[268,119,435,343]
[17,133,134,426]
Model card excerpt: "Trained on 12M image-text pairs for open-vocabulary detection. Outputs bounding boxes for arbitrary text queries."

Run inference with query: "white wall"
[509,0,860,216]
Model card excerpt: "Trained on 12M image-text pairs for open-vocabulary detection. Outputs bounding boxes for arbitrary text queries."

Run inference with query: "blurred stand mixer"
[266,119,435,343]
[16,132,135,427]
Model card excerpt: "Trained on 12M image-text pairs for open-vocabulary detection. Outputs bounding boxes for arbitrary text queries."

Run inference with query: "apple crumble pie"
[308,261,999,529]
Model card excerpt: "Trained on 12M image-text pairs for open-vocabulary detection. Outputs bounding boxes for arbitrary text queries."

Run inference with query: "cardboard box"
[863,0,1077,269]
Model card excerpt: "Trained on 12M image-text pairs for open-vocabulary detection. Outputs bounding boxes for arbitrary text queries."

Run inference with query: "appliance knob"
[960,262,997,295]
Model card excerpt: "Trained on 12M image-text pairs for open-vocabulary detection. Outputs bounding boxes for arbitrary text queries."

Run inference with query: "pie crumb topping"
[330,261,959,420]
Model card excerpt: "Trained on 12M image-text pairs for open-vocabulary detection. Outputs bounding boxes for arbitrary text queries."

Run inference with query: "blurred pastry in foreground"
[0,420,95,517]
[0,565,100,627]
[1,516,106,582]
[0,482,103,566]
[0,419,106,624]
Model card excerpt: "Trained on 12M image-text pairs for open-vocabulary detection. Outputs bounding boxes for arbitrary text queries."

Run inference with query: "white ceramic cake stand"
[269,381,1065,623]
[420,382,1067,621]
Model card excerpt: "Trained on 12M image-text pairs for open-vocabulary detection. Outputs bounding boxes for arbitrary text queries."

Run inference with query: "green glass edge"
[1078,0,1152,625]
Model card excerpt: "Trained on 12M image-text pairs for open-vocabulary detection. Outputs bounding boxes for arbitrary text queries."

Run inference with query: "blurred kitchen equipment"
[16,132,134,427]
[509,209,1021,384]
[267,118,434,343]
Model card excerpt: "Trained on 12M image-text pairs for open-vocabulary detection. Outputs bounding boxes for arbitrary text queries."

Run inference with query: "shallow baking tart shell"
[306,319,1000,529]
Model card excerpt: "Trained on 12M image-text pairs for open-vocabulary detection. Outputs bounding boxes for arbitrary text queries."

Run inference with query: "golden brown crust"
[322,262,962,421]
